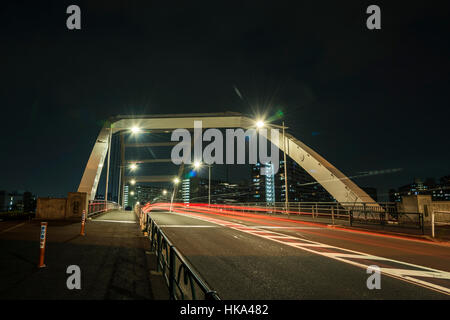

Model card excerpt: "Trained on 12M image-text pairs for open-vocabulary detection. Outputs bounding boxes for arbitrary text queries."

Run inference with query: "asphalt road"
[149,207,450,299]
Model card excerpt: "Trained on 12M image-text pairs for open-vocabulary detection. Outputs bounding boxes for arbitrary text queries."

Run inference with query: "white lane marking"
[158,225,218,228]
[252,226,321,229]
[170,210,450,295]
[92,219,136,224]
[0,222,26,234]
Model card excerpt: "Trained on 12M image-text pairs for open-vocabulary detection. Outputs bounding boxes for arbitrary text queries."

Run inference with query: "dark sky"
[0,1,449,200]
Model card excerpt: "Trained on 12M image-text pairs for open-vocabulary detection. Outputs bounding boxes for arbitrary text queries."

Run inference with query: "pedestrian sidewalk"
[0,210,168,299]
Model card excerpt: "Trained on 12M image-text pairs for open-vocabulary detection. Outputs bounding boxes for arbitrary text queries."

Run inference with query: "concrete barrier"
[36,198,67,220]
[36,192,88,220]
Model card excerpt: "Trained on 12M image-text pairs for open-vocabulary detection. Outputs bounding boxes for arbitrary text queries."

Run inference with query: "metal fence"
[87,200,120,217]
[204,201,425,234]
[143,210,219,300]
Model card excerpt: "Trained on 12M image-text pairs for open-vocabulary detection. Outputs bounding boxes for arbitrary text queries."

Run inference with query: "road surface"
[148,205,450,299]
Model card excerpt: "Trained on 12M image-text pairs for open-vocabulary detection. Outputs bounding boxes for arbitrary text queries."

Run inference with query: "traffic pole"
[38,222,48,268]
[80,210,86,236]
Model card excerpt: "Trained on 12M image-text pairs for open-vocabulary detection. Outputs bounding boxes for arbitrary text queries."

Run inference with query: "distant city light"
[130,179,136,185]
[173,177,180,184]
[129,163,138,171]
[162,189,167,195]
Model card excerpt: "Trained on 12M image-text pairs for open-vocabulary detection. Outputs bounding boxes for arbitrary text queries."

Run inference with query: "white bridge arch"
[78,112,377,207]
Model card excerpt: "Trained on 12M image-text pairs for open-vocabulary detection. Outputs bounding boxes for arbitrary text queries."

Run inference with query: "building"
[0,191,36,212]
[23,191,37,213]
[390,176,450,202]
[250,153,334,203]
[0,190,7,212]
[432,176,450,201]
[179,177,219,204]
[135,185,165,205]
[177,175,250,204]
[123,185,130,207]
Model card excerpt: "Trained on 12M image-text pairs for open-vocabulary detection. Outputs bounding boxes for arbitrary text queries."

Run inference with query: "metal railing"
[189,201,424,233]
[142,209,219,300]
[87,200,120,217]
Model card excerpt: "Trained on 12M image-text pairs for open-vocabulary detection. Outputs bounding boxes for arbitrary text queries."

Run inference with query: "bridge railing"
[142,208,219,300]
[87,200,120,217]
[205,201,424,233]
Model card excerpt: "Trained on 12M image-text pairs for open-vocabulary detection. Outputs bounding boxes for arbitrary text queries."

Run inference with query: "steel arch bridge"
[77,112,377,208]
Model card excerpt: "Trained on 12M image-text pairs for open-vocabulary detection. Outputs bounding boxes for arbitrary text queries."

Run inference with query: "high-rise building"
[177,176,249,204]
[123,185,129,207]
[179,177,219,204]
[135,185,165,205]
[250,153,334,203]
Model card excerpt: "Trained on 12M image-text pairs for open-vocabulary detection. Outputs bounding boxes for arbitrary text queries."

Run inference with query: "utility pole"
[282,121,288,213]
[208,165,211,206]
[105,124,112,204]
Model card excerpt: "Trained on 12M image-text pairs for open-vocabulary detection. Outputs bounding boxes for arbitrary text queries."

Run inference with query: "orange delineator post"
[38,222,48,268]
[80,210,86,236]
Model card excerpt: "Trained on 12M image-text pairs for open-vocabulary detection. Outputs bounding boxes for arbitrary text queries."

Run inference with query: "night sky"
[1,1,449,200]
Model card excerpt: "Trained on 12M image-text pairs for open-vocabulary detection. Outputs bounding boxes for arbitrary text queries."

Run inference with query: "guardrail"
[140,207,219,300]
[88,200,120,217]
[184,201,425,234]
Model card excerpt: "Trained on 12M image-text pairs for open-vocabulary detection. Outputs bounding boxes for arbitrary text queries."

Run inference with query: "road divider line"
[0,222,26,234]
[158,225,218,228]
[92,219,136,224]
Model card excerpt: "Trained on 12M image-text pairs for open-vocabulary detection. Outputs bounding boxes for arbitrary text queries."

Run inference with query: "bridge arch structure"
[77,112,377,208]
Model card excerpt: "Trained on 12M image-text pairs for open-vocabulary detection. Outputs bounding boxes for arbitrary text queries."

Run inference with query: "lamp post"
[170,177,180,212]
[282,121,288,213]
[255,119,289,213]
[118,163,138,207]
[105,124,112,203]
[193,161,212,206]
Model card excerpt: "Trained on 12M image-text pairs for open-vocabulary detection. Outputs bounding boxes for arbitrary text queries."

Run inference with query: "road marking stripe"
[92,219,136,224]
[252,226,322,229]
[0,222,26,234]
[170,210,450,295]
[158,225,218,228]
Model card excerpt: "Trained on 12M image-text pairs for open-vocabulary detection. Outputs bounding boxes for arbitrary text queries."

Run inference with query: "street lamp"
[193,161,201,169]
[118,163,138,207]
[254,119,289,213]
[192,162,212,206]
[162,189,167,195]
[130,179,136,185]
[170,177,181,212]
[130,126,141,134]
[256,120,265,129]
